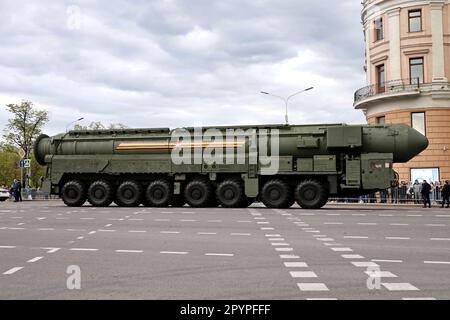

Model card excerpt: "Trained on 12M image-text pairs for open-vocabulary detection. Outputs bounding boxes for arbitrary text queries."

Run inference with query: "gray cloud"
[0,0,366,136]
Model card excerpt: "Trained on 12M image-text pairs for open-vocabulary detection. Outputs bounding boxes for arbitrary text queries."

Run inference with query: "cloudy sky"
[0,0,367,135]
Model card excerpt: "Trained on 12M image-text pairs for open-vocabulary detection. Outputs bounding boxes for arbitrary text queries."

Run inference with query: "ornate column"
[430,1,447,82]
[388,8,402,82]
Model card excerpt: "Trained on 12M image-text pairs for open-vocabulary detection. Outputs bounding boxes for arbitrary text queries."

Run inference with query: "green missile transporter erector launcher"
[34,123,428,209]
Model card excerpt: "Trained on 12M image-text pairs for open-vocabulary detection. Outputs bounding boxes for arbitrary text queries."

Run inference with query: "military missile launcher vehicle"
[34,123,428,209]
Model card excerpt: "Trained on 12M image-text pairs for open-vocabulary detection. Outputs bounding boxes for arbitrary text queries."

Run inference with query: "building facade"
[355,0,450,183]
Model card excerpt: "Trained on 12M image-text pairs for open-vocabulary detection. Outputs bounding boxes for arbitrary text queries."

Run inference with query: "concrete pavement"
[0,201,449,300]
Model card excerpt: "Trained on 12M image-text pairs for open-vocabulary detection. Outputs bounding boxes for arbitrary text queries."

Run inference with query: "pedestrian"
[421,180,432,208]
[16,180,22,202]
[441,180,450,208]
[413,180,421,204]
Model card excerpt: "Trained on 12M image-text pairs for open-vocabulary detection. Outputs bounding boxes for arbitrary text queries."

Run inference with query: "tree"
[3,101,49,157]
[2,101,49,188]
[73,121,128,130]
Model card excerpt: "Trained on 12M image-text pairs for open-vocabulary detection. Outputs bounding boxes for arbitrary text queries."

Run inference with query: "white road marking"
[382,283,419,291]
[324,243,343,246]
[372,259,403,263]
[41,247,60,253]
[344,236,369,239]
[305,230,320,233]
[430,238,450,241]
[231,233,251,236]
[317,238,335,242]
[129,218,144,221]
[180,219,196,222]
[386,237,410,240]
[290,271,317,278]
[435,215,450,217]
[284,262,308,268]
[205,253,234,257]
[105,224,113,227]
[265,234,281,237]
[352,262,379,267]
[342,254,364,259]
[27,257,43,263]
[271,243,290,246]
[88,231,97,235]
[331,247,353,252]
[97,229,116,232]
[402,297,436,300]
[358,223,377,225]
[297,283,329,291]
[160,251,188,255]
[238,220,252,223]
[38,228,55,231]
[80,218,95,220]
[257,221,270,224]
[390,223,409,226]
[77,236,84,240]
[324,222,343,225]
[424,261,450,265]
[280,255,300,259]
[197,232,217,235]
[306,298,338,300]
[268,238,284,241]
[129,230,147,233]
[407,215,422,217]
[254,217,266,220]
[3,267,23,275]
[6,227,25,230]
[364,271,397,278]
[161,231,180,234]
[115,250,143,253]
[275,248,294,252]
[0,246,16,249]
[261,227,274,230]
[66,229,86,232]
[425,224,446,227]
[70,248,99,251]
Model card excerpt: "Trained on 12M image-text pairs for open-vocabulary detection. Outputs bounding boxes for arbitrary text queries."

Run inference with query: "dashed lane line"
[205,253,234,257]
[0,246,16,249]
[27,257,43,263]
[372,259,403,263]
[284,262,308,268]
[159,251,188,255]
[424,261,450,265]
[3,267,24,275]
[115,250,144,253]
[280,255,300,259]
[69,248,99,252]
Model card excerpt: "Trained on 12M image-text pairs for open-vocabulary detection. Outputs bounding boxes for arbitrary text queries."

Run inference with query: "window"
[411,112,426,136]
[375,18,384,41]
[409,10,422,32]
[410,58,424,84]
[376,64,385,93]
[411,168,440,184]
[376,116,385,124]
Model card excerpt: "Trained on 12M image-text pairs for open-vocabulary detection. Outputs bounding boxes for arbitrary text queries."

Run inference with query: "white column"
[365,24,372,84]
[430,1,447,82]
[388,8,401,82]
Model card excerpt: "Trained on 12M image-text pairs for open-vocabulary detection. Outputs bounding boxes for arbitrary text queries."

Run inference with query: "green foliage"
[3,100,49,156]
[73,121,128,131]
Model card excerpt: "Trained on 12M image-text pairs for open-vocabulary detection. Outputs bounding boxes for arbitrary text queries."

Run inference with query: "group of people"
[380,180,450,208]
[9,179,23,202]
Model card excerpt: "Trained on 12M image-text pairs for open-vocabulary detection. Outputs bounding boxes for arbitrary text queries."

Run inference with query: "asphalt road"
[0,200,449,300]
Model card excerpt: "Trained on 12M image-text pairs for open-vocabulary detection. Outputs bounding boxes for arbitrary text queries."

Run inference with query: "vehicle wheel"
[184,180,213,208]
[260,179,293,209]
[61,180,87,207]
[115,180,142,207]
[295,180,328,209]
[145,180,172,207]
[171,195,186,207]
[216,180,245,208]
[87,180,114,207]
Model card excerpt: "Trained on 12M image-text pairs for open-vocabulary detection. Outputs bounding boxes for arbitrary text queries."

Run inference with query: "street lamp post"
[66,117,85,132]
[261,87,314,125]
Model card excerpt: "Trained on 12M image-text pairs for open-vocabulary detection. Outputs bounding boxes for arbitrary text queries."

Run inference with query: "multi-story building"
[355,0,450,183]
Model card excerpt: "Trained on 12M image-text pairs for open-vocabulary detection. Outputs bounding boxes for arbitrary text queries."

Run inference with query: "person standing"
[441,181,450,208]
[421,180,432,208]
[413,180,421,204]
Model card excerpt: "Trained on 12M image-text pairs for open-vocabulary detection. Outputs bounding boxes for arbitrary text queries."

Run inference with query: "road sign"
[23,159,31,168]
[18,149,26,159]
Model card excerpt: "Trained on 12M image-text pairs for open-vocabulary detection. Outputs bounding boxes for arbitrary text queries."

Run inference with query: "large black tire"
[216,180,246,208]
[171,195,186,207]
[260,179,293,209]
[184,180,213,208]
[295,180,329,209]
[115,180,142,207]
[145,180,172,207]
[87,180,114,207]
[61,180,87,207]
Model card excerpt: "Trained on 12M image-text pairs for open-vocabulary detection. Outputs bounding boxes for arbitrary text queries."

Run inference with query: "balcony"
[354,78,425,109]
